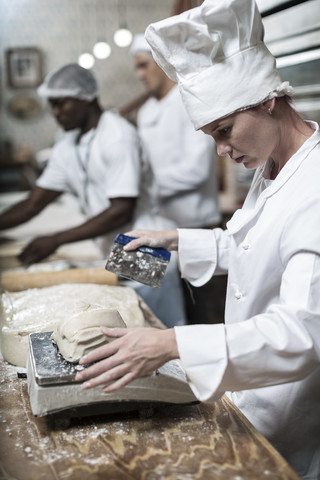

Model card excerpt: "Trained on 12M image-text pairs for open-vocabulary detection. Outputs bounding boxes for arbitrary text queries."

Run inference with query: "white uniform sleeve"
[178,227,230,286]
[175,323,227,401]
[102,138,142,199]
[36,142,71,193]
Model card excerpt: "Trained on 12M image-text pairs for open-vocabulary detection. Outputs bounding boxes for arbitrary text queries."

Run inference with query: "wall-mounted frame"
[6,47,42,88]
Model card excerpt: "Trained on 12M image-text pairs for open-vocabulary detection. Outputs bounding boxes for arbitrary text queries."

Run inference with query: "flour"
[0,283,146,367]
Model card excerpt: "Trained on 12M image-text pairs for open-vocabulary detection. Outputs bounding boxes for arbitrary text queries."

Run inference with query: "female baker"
[76,0,320,478]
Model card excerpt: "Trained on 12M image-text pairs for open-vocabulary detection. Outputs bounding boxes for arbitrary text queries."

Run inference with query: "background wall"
[0,0,319,199]
[0,0,173,157]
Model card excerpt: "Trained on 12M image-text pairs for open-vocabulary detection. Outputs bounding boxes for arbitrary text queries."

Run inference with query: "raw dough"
[0,283,146,367]
[51,308,126,363]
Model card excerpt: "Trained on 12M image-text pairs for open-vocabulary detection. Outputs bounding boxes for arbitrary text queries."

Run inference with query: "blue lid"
[114,234,171,262]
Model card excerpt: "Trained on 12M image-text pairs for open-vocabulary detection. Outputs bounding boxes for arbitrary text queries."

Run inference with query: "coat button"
[235,291,242,300]
[242,243,250,250]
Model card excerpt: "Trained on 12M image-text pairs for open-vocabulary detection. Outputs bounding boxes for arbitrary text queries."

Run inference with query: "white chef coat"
[37,110,186,328]
[175,122,320,479]
[137,86,221,228]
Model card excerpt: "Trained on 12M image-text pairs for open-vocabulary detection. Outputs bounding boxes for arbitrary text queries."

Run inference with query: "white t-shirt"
[37,110,171,254]
[137,86,221,228]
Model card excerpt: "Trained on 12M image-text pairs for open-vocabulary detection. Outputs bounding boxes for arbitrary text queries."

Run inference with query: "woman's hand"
[123,229,179,252]
[75,327,179,393]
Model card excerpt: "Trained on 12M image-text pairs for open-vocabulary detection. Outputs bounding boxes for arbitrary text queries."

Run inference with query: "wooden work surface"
[0,361,300,480]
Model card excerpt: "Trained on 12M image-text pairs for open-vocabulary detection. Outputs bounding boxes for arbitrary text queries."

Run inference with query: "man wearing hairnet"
[0,63,186,328]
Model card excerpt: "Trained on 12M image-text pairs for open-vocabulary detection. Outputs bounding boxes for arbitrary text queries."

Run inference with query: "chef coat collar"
[227,121,320,234]
[260,121,319,196]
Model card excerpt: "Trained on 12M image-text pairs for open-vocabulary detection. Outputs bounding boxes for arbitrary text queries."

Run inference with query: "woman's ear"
[259,97,276,115]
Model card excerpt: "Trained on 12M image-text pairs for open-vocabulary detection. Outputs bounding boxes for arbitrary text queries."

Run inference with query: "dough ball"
[1,284,145,367]
[51,308,126,363]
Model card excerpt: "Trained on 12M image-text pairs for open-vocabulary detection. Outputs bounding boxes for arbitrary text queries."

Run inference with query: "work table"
[0,191,300,479]
[0,191,104,271]
[0,360,300,480]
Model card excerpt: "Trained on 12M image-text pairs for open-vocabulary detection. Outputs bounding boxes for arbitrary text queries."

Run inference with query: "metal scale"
[27,332,198,418]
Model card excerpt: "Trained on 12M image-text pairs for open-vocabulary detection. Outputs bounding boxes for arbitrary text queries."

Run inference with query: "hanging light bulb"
[113,0,132,48]
[78,53,95,69]
[113,28,132,48]
[93,41,111,59]
[92,1,112,59]
[77,2,95,69]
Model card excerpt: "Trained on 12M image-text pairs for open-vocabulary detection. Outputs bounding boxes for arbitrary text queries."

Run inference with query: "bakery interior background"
[0,0,319,193]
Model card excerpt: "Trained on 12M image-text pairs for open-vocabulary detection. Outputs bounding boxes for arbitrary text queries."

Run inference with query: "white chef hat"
[145,0,293,129]
[130,33,152,57]
[37,63,98,101]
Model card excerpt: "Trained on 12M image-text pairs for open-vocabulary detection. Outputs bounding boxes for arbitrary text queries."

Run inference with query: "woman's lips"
[233,155,244,163]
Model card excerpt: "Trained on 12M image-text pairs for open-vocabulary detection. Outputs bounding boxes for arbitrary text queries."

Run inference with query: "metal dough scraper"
[105,234,171,288]
[27,332,198,418]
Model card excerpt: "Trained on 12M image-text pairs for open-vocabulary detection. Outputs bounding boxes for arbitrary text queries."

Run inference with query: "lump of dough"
[51,308,126,363]
[0,283,146,367]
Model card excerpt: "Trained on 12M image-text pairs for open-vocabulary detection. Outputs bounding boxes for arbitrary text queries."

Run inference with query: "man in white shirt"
[130,35,225,325]
[0,63,186,327]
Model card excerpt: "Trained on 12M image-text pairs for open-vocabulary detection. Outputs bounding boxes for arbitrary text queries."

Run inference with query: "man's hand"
[18,235,60,264]
[75,327,179,393]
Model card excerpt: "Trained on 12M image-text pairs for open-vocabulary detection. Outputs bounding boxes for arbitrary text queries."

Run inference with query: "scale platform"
[27,332,198,418]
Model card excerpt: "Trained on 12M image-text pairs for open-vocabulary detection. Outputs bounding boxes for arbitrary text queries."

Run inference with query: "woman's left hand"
[75,327,179,393]
[124,229,179,252]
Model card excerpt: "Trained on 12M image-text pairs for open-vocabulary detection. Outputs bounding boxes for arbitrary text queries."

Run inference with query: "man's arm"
[0,186,61,231]
[52,197,136,245]
[19,197,136,264]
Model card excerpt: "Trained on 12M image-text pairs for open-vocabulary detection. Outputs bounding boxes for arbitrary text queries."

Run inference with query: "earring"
[268,109,272,116]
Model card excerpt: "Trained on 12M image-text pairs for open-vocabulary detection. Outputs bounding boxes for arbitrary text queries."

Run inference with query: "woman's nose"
[216,141,231,157]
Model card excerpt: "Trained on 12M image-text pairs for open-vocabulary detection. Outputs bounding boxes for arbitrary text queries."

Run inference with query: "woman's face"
[201,106,277,169]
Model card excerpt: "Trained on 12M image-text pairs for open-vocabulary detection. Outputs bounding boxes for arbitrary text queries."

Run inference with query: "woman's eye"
[219,127,230,135]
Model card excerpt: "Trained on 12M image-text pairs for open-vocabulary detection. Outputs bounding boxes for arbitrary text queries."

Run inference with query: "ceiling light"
[78,53,95,69]
[93,41,111,59]
[113,28,132,48]
[113,0,132,48]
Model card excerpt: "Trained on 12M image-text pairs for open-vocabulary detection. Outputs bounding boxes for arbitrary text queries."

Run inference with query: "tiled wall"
[0,0,172,156]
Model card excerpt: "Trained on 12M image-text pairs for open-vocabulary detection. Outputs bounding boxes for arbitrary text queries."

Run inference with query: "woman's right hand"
[123,229,178,252]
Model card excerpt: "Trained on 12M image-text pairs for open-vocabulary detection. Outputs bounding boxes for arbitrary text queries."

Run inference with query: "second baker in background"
[130,34,225,325]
